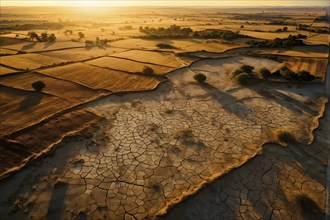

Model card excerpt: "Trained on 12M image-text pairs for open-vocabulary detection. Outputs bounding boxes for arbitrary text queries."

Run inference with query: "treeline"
[231,14,291,21]
[27,32,56,42]
[296,24,329,34]
[0,22,63,31]
[139,25,246,40]
[247,34,306,47]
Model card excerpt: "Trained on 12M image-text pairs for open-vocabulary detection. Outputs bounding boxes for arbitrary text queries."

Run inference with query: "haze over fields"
[0,1,329,219]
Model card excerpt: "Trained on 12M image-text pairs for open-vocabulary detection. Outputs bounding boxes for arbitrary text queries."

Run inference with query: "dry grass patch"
[39,63,161,92]
[184,41,243,53]
[0,109,98,176]
[86,56,175,75]
[113,50,183,68]
[40,47,128,62]
[0,53,66,70]
[0,85,74,136]
[0,66,17,75]
[0,72,106,102]
[285,57,328,80]
[1,39,84,52]
[0,48,17,55]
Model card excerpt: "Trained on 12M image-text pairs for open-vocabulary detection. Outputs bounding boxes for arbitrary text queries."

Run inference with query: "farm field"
[0,53,66,70]
[0,5,329,220]
[0,66,17,75]
[38,62,162,92]
[85,56,175,75]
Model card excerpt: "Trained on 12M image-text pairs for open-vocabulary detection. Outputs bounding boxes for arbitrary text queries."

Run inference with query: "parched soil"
[0,53,66,70]
[38,62,162,92]
[85,56,175,75]
[112,50,183,68]
[0,108,99,177]
[184,41,244,53]
[40,47,128,62]
[0,85,74,136]
[0,66,18,75]
[285,57,328,80]
[0,72,108,102]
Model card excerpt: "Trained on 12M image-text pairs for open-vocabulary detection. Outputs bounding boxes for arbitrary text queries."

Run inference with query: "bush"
[32,80,45,91]
[277,130,296,143]
[85,40,94,47]
[193,73,207,83]
[240,65,254,74]
[279,66,296,80]
[156,43,177,49]
[235,72,254,86]
[143,66,154,75]
[260,67,271,79]
[230,68,243,78]
[297,70,315,81]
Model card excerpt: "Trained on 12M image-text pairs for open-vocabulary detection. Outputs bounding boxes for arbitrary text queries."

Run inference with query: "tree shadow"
[44,42,56,49]
[200,82,251,119]
[45,182,68,220]
[19,92,44,110]
[251,83,318,115]
[21,42,36,51]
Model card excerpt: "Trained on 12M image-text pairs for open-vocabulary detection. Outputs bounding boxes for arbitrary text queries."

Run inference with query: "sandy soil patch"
[86,56,175,75]
[38,63,162,92]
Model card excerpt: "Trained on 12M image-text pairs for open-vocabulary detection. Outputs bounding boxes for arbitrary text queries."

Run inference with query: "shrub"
[240,65,254,74]
[230,68,243,78]
[156,43,177,49]
[279,66,296,80]
[48,33,56,42]
[143,66,154,75]
[85,40,94,47]
[235,72,254,86]
[277,130,296,143]
[32,80,45,91]
[193,73,207,83]
[78,32,85,39]
[297,70,315,81]
[260,67,271,79]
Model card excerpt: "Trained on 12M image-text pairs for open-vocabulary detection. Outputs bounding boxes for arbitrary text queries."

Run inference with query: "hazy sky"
[1,0,329,7]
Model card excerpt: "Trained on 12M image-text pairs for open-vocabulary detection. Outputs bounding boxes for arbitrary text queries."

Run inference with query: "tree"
[240,65,254,74]
[85,40,94,47]
[28,32,38,41]
[240,25,244,28]
[283,26,288,32]
[32,81,45,92]
[41,33,48,42]
[48,34,56,42]
[193,73,207,83]
[260,67,271,79]
[143,66,154,75]
[95,37,100,45]
[297,70,315,81]
[78,32,85,39]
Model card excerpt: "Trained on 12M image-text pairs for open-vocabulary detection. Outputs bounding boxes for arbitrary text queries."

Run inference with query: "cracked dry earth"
[0,57,327,220]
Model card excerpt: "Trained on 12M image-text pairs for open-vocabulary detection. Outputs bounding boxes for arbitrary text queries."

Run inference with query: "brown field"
[0,108,98,176]
[0,72,107,102]
[285,57,328,79]
[40,47,128,62]
[113,50,183,67]
[0,38,85,52]
[38,62,162,92]
[0,53,66,70]
[255,45,329,58]
[0,85,74,136]
[85,56,175,75]
[0,66,18,75]
[0,48,17,55]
